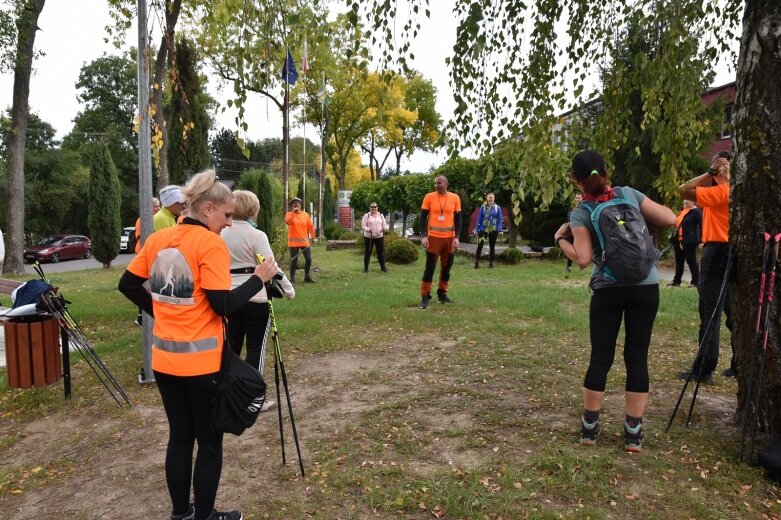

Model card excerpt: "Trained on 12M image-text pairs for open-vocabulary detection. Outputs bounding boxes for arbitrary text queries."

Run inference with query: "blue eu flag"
[281,49,298,85]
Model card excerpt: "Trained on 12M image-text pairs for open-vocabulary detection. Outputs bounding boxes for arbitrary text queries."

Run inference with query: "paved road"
[19,252,135,276]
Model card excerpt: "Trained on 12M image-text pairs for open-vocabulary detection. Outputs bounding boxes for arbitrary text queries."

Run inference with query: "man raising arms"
[419,175,462,309]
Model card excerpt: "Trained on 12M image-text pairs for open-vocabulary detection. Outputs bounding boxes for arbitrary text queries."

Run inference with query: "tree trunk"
[4,0,45,276]
[151,0,182,189]
[731,1,781,433]
[508,215,518,248]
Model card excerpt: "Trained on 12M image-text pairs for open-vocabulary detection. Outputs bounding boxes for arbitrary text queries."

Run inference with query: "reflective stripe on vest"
[429,225,455,232]
[289,237,309,244]
[154,336,219,354]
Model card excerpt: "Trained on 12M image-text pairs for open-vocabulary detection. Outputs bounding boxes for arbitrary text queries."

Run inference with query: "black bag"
[758,437,781,481]
[265,278,285,299]
[211,322,266,436]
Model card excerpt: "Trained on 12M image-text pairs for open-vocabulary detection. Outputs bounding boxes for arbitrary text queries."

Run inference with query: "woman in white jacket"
[361,202,389,273]
[221,191,294,411]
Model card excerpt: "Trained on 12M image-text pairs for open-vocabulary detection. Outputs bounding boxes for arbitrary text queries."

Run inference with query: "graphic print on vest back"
[149,248,195,305]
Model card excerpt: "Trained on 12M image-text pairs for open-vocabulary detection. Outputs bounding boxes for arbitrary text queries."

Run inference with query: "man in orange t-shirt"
[678,153,734,382]
[418,175,462,309]
[285,198,317,283]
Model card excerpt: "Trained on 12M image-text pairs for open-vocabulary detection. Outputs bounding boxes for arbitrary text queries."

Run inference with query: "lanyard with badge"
[437,194,448,221]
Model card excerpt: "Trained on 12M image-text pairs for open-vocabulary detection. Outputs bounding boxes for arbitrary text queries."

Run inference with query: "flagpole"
[302,36,308,215]
[284,79,290,210]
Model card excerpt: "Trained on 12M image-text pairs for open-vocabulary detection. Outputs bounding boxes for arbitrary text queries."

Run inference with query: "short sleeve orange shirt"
[421,192,462,238]
[696,183,729,243]
[127,223,231,376]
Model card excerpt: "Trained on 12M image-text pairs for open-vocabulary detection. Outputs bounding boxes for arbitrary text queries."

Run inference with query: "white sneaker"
[261,399,276,412]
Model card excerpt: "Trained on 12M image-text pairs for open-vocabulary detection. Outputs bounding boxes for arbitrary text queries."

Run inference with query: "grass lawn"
[0,243,778,519]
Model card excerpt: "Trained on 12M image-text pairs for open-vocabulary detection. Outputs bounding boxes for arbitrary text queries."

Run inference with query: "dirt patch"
[0,334,472,519]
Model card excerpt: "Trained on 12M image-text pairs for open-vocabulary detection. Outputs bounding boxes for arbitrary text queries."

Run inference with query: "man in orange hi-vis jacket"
[419,175,462,309]
[285,197,316,284]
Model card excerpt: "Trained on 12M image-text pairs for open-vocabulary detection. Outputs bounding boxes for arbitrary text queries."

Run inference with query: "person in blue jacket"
[473,193,503,268]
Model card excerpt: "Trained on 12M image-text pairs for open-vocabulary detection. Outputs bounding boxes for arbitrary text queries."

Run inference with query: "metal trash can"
[4,316,61,389]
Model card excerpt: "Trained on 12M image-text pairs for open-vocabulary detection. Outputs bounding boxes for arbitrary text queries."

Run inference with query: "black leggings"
[154,370,224,520]
[475,231,498,262]
[228,301,271,373]
[364,236,386,270]
[584,284,659,393]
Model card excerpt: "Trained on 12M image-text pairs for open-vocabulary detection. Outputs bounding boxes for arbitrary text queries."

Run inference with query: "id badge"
[437,215,445,221]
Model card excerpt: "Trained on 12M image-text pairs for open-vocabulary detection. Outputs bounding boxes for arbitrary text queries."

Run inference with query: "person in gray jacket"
[221,190,294,412]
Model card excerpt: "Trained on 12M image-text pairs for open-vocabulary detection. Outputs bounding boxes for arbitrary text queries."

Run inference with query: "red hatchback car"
[24,234,92,263]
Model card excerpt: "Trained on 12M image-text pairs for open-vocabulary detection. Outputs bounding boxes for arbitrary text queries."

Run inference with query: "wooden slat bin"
[5,317,61,389]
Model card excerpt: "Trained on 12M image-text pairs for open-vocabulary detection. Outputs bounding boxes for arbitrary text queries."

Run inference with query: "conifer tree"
[87,141,122,268]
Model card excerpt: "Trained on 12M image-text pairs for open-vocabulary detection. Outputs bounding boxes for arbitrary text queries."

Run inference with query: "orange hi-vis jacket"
[696,183,729,243]
[675,208,691,241]
[421,191,462,238]
[285,210,315,247]
[127,223,231,376]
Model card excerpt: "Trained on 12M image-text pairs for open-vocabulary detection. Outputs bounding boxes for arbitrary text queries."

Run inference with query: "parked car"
[23,235,92,263]
[120,226,136,253]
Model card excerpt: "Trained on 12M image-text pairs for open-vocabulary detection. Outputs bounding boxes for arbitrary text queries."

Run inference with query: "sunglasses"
[370,206,377,209]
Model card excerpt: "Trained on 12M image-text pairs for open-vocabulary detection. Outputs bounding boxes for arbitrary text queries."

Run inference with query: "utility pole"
[137,0,155,383]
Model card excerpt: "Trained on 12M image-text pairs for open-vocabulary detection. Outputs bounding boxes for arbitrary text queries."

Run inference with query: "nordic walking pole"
[739,232,773,462]
[666,247,735,431]
[746,234,780,462]
[268,299,305,477]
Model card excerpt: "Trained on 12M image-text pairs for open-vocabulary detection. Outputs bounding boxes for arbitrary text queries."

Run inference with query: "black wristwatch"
[555,236,566,246]
[707,167,718,176]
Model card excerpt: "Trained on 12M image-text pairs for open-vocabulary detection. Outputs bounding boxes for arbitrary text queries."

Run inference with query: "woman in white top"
[361,201,389,273]
[221,191,294,410]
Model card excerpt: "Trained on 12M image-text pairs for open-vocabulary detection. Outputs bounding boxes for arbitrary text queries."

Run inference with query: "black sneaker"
[206,510,243,520]
[580,418,600,446]
[678,370,714,385]
[171,505,194,520]
[437,293,453,304]
[722,367,738,378]
[304,275,316,283]
[381,267,389,272]
[488,262,494,268]
[134,315,142,327]
[474,262,479,269]
[419,296,431,309]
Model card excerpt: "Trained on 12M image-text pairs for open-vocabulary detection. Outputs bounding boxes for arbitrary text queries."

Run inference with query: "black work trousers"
[672,240,700,286]
[691,243,735,376]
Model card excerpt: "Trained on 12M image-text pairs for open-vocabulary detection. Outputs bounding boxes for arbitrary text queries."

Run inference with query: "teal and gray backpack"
[582,187,657,283]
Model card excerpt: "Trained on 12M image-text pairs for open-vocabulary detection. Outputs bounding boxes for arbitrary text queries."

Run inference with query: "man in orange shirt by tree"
[677,153,735,383]
[419,175,462,309]
[285,197,316,284]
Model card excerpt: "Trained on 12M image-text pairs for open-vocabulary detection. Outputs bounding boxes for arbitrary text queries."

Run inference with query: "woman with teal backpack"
[554,150,676,452]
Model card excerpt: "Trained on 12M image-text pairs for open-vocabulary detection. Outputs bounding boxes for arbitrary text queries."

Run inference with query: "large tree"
[360,0,781,433]
[2,0,44,275]
[63,52,138,225]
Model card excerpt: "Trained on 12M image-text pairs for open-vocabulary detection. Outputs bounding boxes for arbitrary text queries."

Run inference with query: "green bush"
[497,247,523,265]
[324,221,343,240]
[356,231,400,255]
[339,230,360,240]
[385,238,419,264]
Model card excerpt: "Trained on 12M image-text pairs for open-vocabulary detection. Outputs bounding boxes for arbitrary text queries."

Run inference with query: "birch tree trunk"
[3,0,45,276]
[732,0,781,433]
